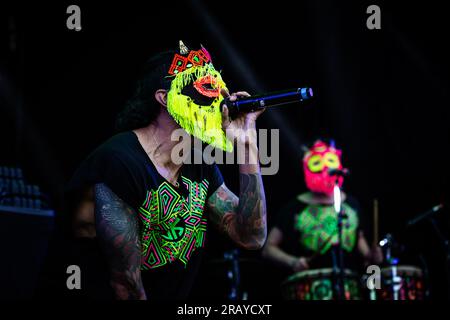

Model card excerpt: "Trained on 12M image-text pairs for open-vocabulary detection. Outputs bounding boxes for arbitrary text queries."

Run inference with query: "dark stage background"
[1,0,449,300]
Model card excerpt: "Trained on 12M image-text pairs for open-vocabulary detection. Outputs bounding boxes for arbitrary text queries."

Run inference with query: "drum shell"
[281,268,362,300]
[362,265,424,300]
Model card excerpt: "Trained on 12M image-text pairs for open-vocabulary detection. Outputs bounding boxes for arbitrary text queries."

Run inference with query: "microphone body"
[328,168,350,177]
[223,87,313,119]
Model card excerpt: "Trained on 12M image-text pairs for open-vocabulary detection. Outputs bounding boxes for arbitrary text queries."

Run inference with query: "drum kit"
[281,265,425,301]
[206,197,446,301]
[281,227,426,301]
[208,246,427,301]
[281,202,447,301]
[282,268,362,300]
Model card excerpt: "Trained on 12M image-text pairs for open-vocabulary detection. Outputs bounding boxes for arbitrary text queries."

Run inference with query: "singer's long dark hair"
[115,51,174,132]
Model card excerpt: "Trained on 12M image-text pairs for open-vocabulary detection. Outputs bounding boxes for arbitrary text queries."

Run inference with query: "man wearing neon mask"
[263,139,382,297]
[63,41,267,300]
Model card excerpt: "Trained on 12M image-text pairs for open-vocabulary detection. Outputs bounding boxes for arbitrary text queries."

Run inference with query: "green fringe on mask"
[166,64,233,152]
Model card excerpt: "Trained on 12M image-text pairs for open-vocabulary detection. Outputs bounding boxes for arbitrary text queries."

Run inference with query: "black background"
[1,0,449,300]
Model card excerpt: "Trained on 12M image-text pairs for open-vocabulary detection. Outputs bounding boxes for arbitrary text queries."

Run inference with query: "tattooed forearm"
[236,173,267,245]
[208,173,267,250]
[94,183,147,300]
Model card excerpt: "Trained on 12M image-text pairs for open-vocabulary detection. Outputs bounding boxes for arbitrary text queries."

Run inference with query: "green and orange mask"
[166,41,233,152]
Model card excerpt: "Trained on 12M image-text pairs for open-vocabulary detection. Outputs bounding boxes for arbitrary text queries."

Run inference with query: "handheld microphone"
[328,168,350,176]
[222,87,313,119]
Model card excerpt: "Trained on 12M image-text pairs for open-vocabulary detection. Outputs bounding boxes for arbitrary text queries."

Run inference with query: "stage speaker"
[0,206,54,299]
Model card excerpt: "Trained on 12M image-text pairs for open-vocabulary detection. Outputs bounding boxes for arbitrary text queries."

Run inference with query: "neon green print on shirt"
[138,176,209,270]
[295,203,358,254]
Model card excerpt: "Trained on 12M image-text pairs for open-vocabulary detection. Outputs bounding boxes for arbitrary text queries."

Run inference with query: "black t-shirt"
[275,194,367,272]
[67,131,224,300]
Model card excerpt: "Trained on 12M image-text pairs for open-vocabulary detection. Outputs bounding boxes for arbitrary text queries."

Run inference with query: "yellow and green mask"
[166,41,233,152]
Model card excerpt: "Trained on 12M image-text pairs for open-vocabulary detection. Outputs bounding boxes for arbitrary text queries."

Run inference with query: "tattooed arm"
[94,183,146,300]
[207,90,267,250]
[207,143,267,250]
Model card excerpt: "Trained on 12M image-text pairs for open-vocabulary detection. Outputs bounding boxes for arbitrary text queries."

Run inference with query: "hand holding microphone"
[221,87,314,120]
[219,86,314,148]
[220,89,265,147]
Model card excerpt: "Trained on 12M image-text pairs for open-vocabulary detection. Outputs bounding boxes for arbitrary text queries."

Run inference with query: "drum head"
[282,268,361,300]
[381,265,423,277]
[283,268,357,285]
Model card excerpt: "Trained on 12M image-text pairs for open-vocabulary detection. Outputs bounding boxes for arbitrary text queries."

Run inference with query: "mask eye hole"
[323,152,341,169]
[307,154,324,173]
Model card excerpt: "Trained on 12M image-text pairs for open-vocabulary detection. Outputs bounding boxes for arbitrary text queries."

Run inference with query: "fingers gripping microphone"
[222,87,313,119]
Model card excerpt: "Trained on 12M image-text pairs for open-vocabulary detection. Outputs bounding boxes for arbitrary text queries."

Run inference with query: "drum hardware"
[368,233,426,300]
[379,233,399,266]
[280,201,444,300]
[385,265,402,300]
[373,199,379,247]
[333,178,347,300]
[379,233,402,300]
[222,249,242,300]
[406,204,448,299]
[207,254,259,300]
[428,212,450,299]
[418,253,431,299]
